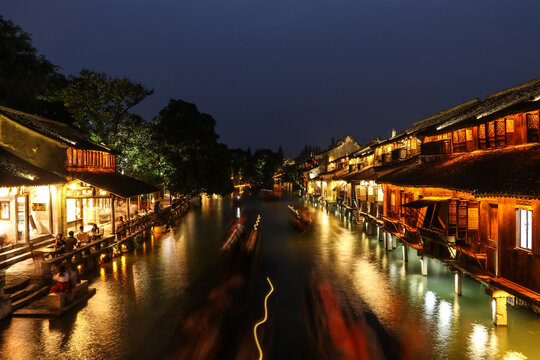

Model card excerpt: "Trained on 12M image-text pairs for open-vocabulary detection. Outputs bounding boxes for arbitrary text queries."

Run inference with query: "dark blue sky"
[2,1,540,156]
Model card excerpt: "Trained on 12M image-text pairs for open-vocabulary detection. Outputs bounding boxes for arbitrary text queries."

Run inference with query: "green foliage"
[41,69,153,144]
[153,99,233,195]
[230,148,254,183]
[252,149,280,189]
[0,15,70,122]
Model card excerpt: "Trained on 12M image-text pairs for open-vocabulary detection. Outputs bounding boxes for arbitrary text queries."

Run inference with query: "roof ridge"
[0,105,69,127]
[485,77,540,100]
[412,99,481,127]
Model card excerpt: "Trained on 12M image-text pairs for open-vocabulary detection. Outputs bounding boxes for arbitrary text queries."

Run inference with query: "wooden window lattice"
[478,124,486,138]
[527,113,539,129]
[488,122,495,137]
[496,120,505,135]
[458,130,466,143]
[506,118,515,133]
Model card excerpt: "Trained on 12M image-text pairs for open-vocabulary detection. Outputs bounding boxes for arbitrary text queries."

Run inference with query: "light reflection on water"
[0,197,538,359]
[305,200,540,360]
[0,198,227,360]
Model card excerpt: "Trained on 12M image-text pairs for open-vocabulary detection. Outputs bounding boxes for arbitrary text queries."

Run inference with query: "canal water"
[0,196,538,359]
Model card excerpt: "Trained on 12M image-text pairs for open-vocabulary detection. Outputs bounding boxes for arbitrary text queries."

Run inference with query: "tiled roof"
[0,148,65,186]
[0,105,113,153]
[380,145,540,199]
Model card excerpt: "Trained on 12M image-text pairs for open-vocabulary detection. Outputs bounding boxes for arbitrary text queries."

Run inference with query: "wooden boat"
[261,189,281,201]
[289,205,312,232]
[12,280,96,317]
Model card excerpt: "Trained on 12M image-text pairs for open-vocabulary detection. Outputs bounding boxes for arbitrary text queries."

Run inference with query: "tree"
[252,149,279,189]
[114,114,161,184]
[0,15,71,122]
[230,148,254,183]
[277,146,284,165]
[42,69,153,144]
[153,99,233,195]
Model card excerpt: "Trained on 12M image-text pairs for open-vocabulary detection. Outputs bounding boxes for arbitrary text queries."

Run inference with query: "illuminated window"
[516,209,532,250]
[66,198,82,222]
[0,201,9,220]
[453,130,467,153]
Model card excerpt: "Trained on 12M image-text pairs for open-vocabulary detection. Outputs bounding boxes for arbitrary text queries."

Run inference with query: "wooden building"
[375,78,540,306]
[0,105,158,246]
[303,135,361,204]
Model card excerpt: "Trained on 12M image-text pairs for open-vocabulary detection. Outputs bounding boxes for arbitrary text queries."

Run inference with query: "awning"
[72,172,159,198]
[401,196,451,209]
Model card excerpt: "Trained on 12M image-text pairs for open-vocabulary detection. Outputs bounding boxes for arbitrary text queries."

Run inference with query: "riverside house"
[0,106,158,254]
[375,78,540,318]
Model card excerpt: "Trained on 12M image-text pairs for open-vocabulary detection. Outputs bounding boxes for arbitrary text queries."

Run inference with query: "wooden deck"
[488,277,540,307]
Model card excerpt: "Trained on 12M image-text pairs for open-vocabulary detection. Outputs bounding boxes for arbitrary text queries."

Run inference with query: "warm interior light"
[0,188,8,197]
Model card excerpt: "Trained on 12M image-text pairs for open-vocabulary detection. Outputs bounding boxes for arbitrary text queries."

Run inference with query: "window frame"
[0,201,10,220]
[516,208,533,251]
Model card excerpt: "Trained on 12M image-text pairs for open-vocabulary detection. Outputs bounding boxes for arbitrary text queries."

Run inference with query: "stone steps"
[0,237,55,269]
[11,285,50,311]
[4,277,30,295]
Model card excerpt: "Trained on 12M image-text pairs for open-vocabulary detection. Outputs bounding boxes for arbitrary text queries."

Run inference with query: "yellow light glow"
[253,277,274,360]
[34,186,49,202]
[69,182,78,190]
[9,187,17,196]
[0,188,8,197]
[112,261,117,273]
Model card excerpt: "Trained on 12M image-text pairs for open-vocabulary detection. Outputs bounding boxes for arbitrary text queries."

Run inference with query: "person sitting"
[65,231,77,251]
[133,211,140,219]
[154,201,161,214]
[77,225,90,245]
[54,234,66,254]
[49,265,73,293]
[118,216,125,226]
[90,224,100,239]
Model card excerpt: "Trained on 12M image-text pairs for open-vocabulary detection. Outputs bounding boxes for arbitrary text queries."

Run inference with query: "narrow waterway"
[0,196,538,359]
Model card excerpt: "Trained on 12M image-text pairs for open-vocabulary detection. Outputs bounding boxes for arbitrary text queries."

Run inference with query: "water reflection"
[0,197,230,359]
[304,200,540,360]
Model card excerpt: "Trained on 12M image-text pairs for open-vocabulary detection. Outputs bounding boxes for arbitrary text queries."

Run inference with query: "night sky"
[2,1,540,156]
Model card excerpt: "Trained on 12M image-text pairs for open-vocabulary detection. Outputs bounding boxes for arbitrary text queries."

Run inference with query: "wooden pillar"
[111,196,116,234]
[454,272,462,296]
[392,235,397,249]
[48,185,53,234]
[137,195,141,211]
[24,193,30,243]
[127,198,131,220]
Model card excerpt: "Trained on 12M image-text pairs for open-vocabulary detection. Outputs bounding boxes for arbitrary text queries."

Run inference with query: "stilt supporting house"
[486,287,511,326]
[420,256,428,276]
[402,244,408,262]
[454,272,462,296]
